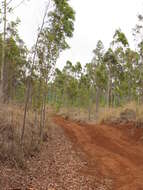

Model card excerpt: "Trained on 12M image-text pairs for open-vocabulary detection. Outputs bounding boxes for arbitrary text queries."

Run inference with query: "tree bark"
[21,79,31,145]
[0,0,7,102]
[107,70,111,108]
[95,87,100,119]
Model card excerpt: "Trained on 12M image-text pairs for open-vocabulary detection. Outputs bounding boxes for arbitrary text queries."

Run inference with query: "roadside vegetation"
[0,0,75,166]
[0,104,41,167]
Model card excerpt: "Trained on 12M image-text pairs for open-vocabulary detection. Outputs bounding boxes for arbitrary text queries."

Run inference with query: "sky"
[11,0,143,68]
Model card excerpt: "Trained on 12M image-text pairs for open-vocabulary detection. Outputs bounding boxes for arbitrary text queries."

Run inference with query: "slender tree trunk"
[0,0,7,102]
[111,87,113,107]
[95,87,100,119]
[39,103,43,139]
[88,88,92,121]
[21,4,50,144]
[128,79,132,102]
[88,104,91,121]
[39,87,47,142]
[42,95,46,133]
[107,70,111,108]
[21,79,31,144]
[77,81,81,116]
[113,93,116,107]
[34,109,38,128]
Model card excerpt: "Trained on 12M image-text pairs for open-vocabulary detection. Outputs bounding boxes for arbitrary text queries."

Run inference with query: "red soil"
[54,116,143,190]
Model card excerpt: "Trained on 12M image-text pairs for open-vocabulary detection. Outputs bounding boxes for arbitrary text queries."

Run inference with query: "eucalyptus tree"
[21,0,75,143]
[137,42,143,102]
[123,49,139,102]
[0,0,7,102]
[74,61,82,79]
[53,68,66,107]
[6,20,27,101]
[0,17,27,102]
[112,29,129,48]
[112,29,140,104]
[133,14,143,103]
[52,60,83,110]
[92,40,106,115]
[74,61,82,109]
[103,29,130,107]
[84,62,95,120]
[62,61,78,107]
[103,48,118,107]
[0,0,28,103]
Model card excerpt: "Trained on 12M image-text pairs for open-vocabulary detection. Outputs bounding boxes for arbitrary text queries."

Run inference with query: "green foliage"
[49,25,143,110]
[1,0,143,116]
[113,29,129,47]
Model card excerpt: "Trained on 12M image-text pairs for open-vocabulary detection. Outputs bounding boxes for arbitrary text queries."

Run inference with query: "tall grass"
[0,104,49,168]
[97,102,143,124]
[58,102,143,125]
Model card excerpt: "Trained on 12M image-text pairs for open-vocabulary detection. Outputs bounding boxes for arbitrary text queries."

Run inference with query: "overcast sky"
[13,0,143,68]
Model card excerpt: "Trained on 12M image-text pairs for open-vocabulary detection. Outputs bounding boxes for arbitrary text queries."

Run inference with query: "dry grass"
[58,107,92,122]
[0,103,50,168]
[97,102,143,124]
[58,102,143,126]
[97,107,123,124]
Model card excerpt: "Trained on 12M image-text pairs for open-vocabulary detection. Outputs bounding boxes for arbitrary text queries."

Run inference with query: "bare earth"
[1,115,143,189]
[54,116,143,190]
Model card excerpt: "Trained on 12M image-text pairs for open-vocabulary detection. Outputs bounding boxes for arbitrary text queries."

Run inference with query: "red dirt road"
[54,116,143,190]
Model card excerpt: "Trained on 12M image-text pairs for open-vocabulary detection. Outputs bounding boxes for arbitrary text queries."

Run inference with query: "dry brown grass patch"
[97,102,143,126]
[0,104,50,168]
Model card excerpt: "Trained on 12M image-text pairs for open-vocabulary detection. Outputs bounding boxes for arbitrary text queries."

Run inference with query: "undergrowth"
[58,102,143,126]
[0,104,50,168]
[97,102,141,124]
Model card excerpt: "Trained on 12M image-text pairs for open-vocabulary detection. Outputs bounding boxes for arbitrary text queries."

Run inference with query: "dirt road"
[54,116,143,190]
[1,116,143,189]
[0,117,109,190]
